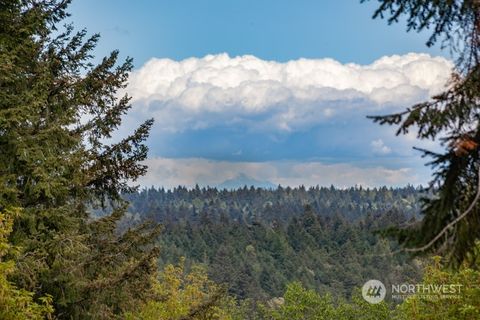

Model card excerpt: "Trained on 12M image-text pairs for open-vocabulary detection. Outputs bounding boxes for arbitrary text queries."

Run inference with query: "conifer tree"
[0,0,160,317]
[364,0,480,265]
[0,208,53,320]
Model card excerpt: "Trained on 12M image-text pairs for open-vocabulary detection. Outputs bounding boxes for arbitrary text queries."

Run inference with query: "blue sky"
[70,0,453,188]
[70,0,445,65]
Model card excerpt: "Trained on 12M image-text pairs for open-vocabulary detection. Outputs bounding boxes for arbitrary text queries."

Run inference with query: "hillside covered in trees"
[120,186,424,301]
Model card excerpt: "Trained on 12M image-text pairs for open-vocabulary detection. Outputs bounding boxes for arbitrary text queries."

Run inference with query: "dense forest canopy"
[120,186,424,301]
[123,185,422,224]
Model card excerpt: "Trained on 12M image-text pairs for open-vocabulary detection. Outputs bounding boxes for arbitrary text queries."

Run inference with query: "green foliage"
[336,291,390,320]
[261,282,389,320]
[124,187,423,301]
[266,282,337,320]
[364,0,480,265]
[245,257,479,319]
[394,256,480,320]
[0,0,158,318]
[126,258,232,320]
[0,207,53,320]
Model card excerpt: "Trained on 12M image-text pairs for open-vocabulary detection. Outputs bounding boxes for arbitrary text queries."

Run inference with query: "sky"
[69,0,454,189]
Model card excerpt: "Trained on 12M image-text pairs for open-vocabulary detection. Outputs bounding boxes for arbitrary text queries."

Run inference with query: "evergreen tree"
[0,207,53,319]
[0,0,159,318]
[364,0,480,265]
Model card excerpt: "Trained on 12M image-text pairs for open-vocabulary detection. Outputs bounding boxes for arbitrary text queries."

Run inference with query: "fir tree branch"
[403,164,480,253]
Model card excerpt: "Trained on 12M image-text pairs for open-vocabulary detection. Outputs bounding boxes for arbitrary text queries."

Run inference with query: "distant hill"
[217,173,276,190]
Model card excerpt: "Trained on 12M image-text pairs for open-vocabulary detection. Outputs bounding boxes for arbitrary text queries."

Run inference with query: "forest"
[121,186,423,300]
[1,0,480,319]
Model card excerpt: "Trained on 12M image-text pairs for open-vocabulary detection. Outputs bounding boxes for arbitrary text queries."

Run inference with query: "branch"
[358,164,480,259]
[404,163,480,253]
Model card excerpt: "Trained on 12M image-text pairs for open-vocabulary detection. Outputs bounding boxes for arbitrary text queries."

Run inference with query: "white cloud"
[371,139,392,155]
[137,157,428,189]
[125,53,453,132]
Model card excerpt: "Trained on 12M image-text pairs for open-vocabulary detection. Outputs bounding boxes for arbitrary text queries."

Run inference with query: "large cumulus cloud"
[120,53,453,188]
[125,53,453,132]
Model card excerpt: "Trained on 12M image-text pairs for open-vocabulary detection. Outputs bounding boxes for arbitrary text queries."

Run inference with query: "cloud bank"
[121,53,452,188]
[126,53,452,132]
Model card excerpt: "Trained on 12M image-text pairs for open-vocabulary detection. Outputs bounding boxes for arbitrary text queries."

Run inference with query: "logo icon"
[362,279,386,304]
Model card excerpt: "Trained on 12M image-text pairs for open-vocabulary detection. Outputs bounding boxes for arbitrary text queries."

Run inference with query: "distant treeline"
[123,184,423,223]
